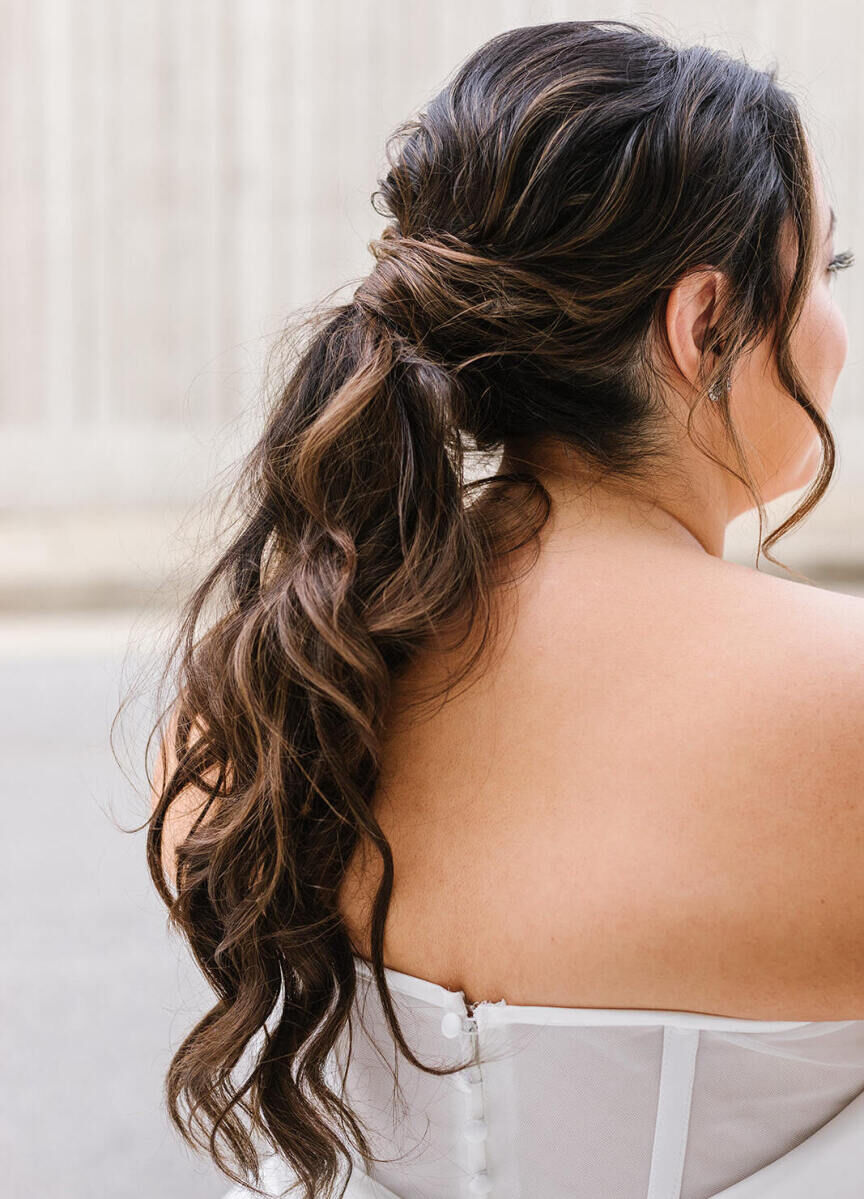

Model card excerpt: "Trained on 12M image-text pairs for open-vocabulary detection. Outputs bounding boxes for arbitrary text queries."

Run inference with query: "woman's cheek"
[795,283,847,417]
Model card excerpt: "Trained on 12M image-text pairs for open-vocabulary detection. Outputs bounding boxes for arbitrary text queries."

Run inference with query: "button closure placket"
[441,1005,492,1196]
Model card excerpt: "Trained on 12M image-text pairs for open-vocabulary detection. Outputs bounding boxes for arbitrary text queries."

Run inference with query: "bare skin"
[338,154,864,1019]
[338,532,864,1018]
[160,149,864,1019]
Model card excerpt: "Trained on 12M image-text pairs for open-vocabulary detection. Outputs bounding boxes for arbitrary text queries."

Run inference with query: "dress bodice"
[224,954,864,1198]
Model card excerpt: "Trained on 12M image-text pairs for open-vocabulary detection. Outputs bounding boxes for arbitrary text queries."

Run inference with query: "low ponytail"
[147,284,548,1195]
[146,19,831,1198]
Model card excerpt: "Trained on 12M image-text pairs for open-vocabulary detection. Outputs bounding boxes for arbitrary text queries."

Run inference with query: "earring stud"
[707,376,729,403]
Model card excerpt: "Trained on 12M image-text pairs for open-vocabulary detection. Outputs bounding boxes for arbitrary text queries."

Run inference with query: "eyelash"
[828,248,855,274]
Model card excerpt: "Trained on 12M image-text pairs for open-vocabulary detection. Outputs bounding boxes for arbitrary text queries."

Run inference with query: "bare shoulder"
[714,562,864,725]
[531,556,864,1016]
[339,552,864,1014]
[681,560,864,835]
[734,557,864,632]
[688,564,864,1014]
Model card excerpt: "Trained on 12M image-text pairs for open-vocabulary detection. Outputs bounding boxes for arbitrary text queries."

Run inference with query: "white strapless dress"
[222,954,864,1198]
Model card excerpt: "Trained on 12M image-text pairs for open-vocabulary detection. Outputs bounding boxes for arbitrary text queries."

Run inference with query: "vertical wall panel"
[39,0,75,426]
[0,0,862,520]
[0,1,45,424]
[90,0,111,428]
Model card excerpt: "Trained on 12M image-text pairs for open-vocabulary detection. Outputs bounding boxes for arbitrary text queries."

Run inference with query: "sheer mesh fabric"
[680,1021,864,1196]
[222,957,864,1198]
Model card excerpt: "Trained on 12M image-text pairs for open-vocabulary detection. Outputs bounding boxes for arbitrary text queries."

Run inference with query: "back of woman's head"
[146,20,832,1198]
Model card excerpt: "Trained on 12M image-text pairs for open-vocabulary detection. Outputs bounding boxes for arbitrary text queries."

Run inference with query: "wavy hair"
[145,19,837,1198]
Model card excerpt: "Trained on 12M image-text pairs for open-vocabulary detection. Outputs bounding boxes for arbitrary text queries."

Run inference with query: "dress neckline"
[351,954,857,1033]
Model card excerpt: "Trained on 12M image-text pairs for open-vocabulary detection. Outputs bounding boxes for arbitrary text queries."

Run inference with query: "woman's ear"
[664,268,727,389]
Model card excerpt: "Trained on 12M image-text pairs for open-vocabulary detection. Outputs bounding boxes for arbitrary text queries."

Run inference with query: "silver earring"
[707,376,729,403]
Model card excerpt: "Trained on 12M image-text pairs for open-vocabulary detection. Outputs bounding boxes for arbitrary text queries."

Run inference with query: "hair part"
[145,19,832,1198]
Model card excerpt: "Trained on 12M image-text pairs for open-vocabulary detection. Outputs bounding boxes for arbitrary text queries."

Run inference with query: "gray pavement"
[0,615,228,1199]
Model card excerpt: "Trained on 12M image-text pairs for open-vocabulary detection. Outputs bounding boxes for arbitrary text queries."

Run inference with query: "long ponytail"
[146,288,547,1195]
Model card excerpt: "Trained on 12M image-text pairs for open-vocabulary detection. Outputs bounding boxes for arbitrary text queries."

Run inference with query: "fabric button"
[468,1173,492,1195]
[464,1118,488,1143]
[453,1072,473,1093]
[441,1011,464,1038]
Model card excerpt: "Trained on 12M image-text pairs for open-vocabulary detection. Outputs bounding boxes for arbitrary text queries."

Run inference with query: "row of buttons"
[441,1010,492,1195]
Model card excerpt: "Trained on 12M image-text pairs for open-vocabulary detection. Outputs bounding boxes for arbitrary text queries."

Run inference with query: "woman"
[148,19,864,1199]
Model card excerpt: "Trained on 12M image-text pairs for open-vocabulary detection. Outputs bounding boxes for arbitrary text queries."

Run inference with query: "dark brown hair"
[146,19,838,1198]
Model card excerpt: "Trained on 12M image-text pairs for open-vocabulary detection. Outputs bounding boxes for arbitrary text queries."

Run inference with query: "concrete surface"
[0,613,228,1199]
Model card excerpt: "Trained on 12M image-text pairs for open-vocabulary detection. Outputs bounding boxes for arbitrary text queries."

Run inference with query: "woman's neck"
[495,439,728,560]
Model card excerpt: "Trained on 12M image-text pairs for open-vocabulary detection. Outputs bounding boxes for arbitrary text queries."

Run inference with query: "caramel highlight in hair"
[145,20,832,1198]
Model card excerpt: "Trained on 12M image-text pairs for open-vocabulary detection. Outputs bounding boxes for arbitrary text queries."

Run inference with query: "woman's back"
[340,509,864,1021]
[153,21,864,1198]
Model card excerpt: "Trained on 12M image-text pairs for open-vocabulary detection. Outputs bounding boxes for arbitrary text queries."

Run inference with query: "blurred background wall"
[1,3,861,1199]
[0,0,862,614]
